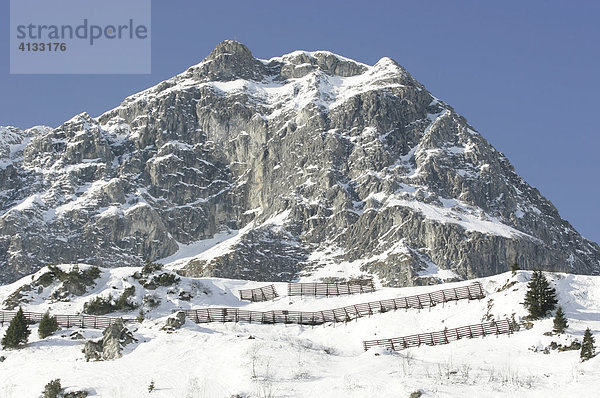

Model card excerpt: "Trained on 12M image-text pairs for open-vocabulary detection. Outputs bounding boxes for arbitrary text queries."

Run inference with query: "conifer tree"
[552,306,568,334]
[38,310,59,339]
[510,261,520,275]
[43,379,62,398]
[581,328,596,361]
[1,307,31,349]
[523,270,557,319]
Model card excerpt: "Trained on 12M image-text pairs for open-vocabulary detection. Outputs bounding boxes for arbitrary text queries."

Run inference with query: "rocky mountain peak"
[206,40,255,62]
[190,40,267,82]
[0,43,598,285]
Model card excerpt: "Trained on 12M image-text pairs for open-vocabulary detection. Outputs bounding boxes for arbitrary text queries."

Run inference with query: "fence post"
[272,285,278,300]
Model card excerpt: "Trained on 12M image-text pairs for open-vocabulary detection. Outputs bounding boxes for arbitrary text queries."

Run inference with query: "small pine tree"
[510,261,520,275]
[38,310,59,339]
[523,270,558,319]
[43,379,62,398]
[552,306,568,334]
[1,307,31,349]
[581,328,596,361]
[136,308,145,323]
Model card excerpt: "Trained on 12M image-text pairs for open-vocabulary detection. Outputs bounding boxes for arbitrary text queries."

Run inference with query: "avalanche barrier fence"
[182,282,484,326]
[239,284,279,302]
[287,280,376,296]
[0,310,134,329]
[362,318,515,351]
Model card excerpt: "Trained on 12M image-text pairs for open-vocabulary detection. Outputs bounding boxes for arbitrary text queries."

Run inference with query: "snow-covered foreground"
[0,267,599,397]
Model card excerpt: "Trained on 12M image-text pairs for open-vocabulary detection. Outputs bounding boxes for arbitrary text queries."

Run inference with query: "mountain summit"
[1,41,598,285]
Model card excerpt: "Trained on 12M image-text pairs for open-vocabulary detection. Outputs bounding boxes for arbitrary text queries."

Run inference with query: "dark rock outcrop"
[162,311,186,331]
[83,320,136,361]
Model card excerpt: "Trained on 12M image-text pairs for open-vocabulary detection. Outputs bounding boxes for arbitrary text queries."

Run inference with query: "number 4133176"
[18,42,67,51]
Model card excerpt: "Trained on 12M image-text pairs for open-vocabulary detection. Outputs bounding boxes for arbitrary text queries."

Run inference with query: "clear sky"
[1,0,599,244]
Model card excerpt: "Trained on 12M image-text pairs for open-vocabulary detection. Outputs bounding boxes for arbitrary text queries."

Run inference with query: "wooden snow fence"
[362,318,514,351]
[239,284,279,302]
[183,282,484,326]
[287,280,376,297]
[0,310,134,329]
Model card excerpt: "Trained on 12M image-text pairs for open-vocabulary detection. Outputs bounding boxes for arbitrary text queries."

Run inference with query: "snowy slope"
[0,265,598,397]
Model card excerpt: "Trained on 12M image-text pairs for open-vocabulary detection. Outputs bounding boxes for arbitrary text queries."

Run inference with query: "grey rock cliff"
[1,41,599,285]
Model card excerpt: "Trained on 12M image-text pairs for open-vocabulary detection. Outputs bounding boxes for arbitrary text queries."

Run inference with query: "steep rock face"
[1,41,599,285]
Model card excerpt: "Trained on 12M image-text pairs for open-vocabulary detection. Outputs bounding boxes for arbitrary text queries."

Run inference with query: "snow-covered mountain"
[0,40,598,285]
[0,264,599,397]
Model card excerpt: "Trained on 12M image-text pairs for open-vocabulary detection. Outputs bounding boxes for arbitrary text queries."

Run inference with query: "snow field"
[0,267,598,397]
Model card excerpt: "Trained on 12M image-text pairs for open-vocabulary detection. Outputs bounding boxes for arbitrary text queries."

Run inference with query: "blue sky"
[1,0,599,244]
